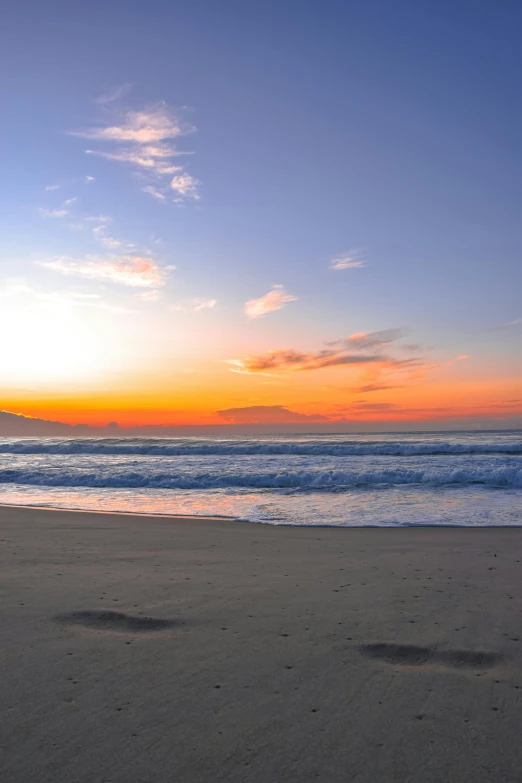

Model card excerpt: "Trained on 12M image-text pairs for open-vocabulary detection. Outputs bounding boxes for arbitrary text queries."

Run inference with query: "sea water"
[0,431,520,526]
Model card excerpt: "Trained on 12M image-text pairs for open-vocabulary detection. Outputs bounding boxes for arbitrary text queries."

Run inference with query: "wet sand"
[1,504,521,782]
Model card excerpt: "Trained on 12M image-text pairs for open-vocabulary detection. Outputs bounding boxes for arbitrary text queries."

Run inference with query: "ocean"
[0,430,520,527]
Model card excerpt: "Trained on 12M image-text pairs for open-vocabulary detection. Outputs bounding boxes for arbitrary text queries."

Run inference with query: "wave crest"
[1,464,520,490]
[0,438,521,457]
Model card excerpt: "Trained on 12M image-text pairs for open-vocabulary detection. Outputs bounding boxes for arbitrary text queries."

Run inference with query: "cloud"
[84,215,136,251]
[143,185,166,201]
[92,225,123,248]
[73,104,190,143]
[45,184,61,191]
[140,289,162,302]
[171,297,217,313]
[340,402,399,411]
[85,214,111,223]
[85,175,95,182]
[216,405,329,423]
[95,83,133,104]
[39,255,168,288]
[244,285,298,319]
[89,219,135,250]
[63,197,78,205]
[170,173,199,199]
[72,103,199,202]
[86,147,184,174]
[227,328,430,376]
[230,350,386,374]
[38,208,69,218]
[193,298,217,311]
[330,251,366,270]
[356,382,403,393]
[489,318,522,330]
[344,329,406,351]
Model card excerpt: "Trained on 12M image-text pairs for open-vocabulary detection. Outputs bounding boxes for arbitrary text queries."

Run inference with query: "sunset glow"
[1,4,520,434]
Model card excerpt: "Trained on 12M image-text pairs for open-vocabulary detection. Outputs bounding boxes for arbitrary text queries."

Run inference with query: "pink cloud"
[244,285,298,319]
[73,106,190,144]
[345,329,406,350]
[72,103,199,201]
[193,298,217,311]
[39,255,168,288]
[171,173,199,199]
[330,251,366,270]
[230,349,386,373]
[227,328,436,378]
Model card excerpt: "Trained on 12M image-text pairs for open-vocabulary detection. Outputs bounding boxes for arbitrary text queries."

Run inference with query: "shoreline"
[1,500,521,528]
[0,501,237,522]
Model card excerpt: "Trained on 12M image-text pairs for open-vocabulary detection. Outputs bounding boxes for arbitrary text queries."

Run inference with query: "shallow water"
[0,431,520,526]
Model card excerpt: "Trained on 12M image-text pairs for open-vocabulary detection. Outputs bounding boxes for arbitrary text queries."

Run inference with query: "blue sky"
[0,0,520,427]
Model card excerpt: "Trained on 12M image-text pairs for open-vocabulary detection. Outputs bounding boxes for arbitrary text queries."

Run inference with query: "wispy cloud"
[216,405,329,423]
[171,297,217,313]
[85,214,111,223]
[95,83,133,104]
[244,285,298,319]
[330,251,366,270]
[39,255,170,288]
[63,197,78,205]
[74,105,191,143]
[193,298,217,311]
[489,317,522,330]
[143,185,166,201]
[81,214,137,251]
[227,329,426,375]
[229,349,384,373]
[92,225,124,248]
[344,329,406,350]
[356,382,403,393]
[46,177,95,191]
[339,401,399,412]
[140,289,162,302]
[86,147,185,174]
[71,103,199,202]
[38,208,69,218]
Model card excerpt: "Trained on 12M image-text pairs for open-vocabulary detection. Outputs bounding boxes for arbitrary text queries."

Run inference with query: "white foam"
[0,437,520,457]
[0,462,521,489]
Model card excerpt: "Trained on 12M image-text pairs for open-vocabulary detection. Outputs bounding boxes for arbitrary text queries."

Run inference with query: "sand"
[1,504,521,783]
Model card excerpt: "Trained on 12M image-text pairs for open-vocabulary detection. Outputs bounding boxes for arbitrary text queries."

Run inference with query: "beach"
[1,504,521,782]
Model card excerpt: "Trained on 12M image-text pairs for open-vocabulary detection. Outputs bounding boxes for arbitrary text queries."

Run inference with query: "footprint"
[54,610,179,633]
[361,643,432,665]
[437,649,501,669]
[360,643,501,670]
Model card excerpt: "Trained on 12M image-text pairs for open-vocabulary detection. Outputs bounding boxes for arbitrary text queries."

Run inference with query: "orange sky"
[1,281,519,429]
[4,351,520,429]
[1,7,520,434]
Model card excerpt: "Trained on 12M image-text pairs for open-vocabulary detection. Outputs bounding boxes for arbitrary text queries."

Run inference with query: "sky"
[0,0,520,431]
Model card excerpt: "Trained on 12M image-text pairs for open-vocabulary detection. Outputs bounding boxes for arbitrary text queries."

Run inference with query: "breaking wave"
[1,463,520,490]
[0,438,521,457]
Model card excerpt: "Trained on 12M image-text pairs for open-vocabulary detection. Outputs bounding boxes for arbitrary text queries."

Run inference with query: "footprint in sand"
[360,642,502,670]
[54,610,179,633]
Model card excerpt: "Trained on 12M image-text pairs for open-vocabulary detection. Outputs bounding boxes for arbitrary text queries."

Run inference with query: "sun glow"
[0,294,109,385]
